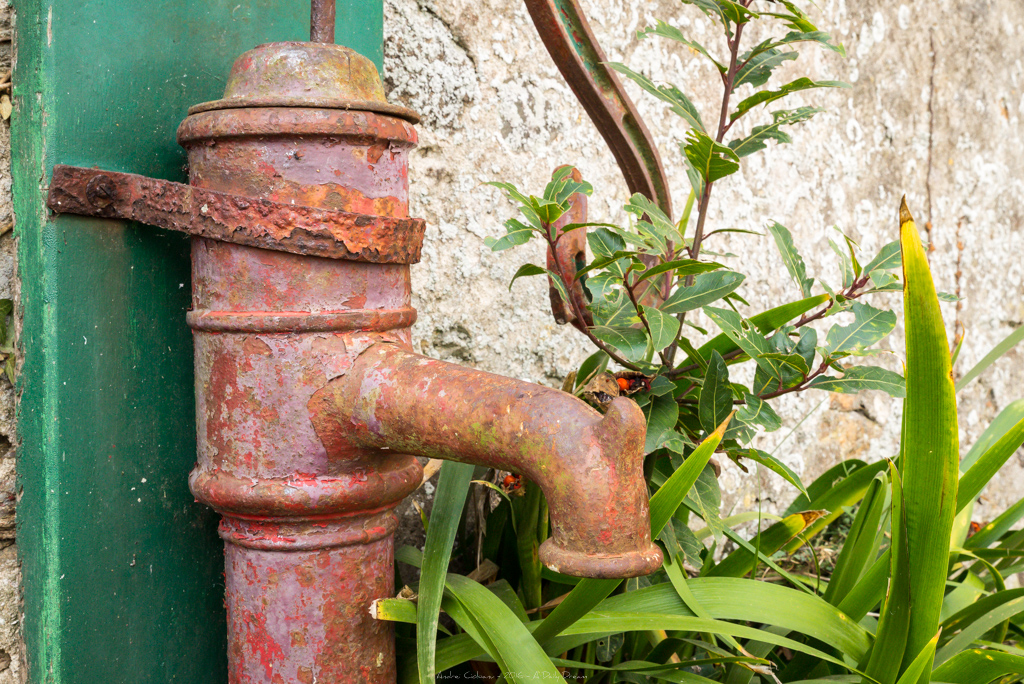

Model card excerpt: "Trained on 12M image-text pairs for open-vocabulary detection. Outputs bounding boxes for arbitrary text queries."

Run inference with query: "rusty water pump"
[45,3,663,682]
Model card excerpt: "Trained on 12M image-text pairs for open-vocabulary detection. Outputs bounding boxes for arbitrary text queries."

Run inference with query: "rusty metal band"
[219,509,398,551]
[186,97,421,123]
[178,106,420,141]
[523,0,672,216]
[190,454,423,518]
[46,165,426,264]
[187,307,417,333]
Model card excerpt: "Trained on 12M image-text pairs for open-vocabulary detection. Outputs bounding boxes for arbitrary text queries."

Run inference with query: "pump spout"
[310,342,663,579]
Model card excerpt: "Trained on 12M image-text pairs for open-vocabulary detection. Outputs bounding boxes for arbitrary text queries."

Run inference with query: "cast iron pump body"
[45,12,662,684]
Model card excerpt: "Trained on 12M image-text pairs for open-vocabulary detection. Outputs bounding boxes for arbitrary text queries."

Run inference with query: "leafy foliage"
[377,2,1024,684]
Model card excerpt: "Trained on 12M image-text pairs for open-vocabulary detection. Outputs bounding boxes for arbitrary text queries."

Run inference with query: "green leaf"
[662,271,745,314]
[768,30,845,56]
[686,465,725,544]
[767,221,814,297]
[758,352,810,376]
[956,324,1024,392]
[683,295,828,370]
[728,106,822,158]
[417,462,476,684]
[609,63,707,132]
[738,448,806,495]
[830,238,855,289]
[732,78,850,119]
[736,393,781,432]
[824,302,897,354]
[699,351,732,435]
[682,129,740,195]
[625,193,679,238]
[443,573,565,681]
[485,218,535,251]
[575,350,610,391]
[894,632,938,684]
[896,198,960,674]
[863,240,902,273]
[591,326,649,362]
[567,612,858,674]
[589,226,627,258]
[709,510,819,578]
[637,20,726,72]
[704,307,794,384]
[823,472,887,606]
[636,259,724,283]
[936,596,1024,665]
[645,393,681,454]
[865,461,912,684]
[956,411,1024,513]
[652,417,730,536]
[643,305,681,352]
[807,366,906,398]
[508,263,547,289]
[930,649,1024,684]
[735,48,797,87]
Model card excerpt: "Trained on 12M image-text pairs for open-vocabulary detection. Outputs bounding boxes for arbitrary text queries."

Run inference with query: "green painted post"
[12,2,382,681]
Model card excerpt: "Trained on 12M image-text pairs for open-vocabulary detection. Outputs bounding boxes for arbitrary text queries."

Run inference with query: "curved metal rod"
[523,0,672,216]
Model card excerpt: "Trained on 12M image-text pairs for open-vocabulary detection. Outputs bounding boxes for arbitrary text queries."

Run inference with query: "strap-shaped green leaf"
[416,462,476,684]
[930,649,1024,684]
[895,198,960,677]
[824,472,887,606]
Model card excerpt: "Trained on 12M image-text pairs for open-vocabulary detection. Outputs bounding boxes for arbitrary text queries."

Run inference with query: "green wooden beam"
[13,2,382,681]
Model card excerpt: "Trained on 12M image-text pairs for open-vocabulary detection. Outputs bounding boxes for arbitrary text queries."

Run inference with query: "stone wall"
[0,0,1020,678]
[383,0,1024,525]
[0,1,18,679]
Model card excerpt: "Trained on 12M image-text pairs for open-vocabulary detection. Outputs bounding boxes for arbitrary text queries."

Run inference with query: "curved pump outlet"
[310,342,663,579]
[44,10,661,682]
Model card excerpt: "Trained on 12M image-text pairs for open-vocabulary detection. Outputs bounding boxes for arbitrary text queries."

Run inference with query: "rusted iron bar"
[310,0,336,43]
[315,342,664,579]
[524,0,672,217]
[46,165,425,264]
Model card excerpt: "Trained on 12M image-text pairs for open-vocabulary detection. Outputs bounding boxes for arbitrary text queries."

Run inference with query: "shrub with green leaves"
[372,3,1024,684]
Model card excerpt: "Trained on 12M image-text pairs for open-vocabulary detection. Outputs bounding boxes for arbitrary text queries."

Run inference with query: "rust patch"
[46,165,426,264]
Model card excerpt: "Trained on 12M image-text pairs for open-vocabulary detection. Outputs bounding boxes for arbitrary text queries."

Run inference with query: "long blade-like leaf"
[824,472,887,606]
[417,462,475,684]
[864,462,911,684]
[600,580,873,662]
[895,198,959,674]
[956,324,1024,391]
[443,573,565,680]
[930,648,1024,683]
[893,632,938,684]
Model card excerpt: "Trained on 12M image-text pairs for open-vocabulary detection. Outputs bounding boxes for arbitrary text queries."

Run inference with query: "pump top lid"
[187,42,419,123]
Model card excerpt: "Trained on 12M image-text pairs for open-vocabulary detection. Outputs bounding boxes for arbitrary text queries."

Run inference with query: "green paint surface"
[13,2,382,682]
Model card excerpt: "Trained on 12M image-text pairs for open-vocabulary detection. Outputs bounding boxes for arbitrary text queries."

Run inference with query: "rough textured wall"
[0,2,18,680]
[383,0,1024,527]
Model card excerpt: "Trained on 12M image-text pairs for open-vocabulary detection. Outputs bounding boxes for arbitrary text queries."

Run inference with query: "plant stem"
[626,279,670,367]
[545,226,645,372]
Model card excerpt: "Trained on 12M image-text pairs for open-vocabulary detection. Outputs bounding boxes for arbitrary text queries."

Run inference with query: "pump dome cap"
[187,42,419,123]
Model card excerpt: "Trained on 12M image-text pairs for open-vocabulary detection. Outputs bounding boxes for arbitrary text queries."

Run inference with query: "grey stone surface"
[0,0,1021,673]
[382,0,1024,529]
[0,1,18,679]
